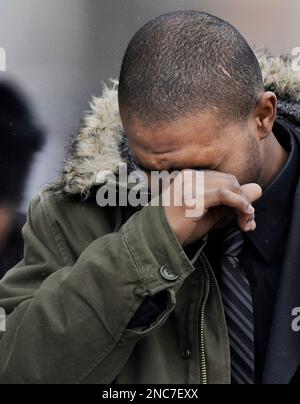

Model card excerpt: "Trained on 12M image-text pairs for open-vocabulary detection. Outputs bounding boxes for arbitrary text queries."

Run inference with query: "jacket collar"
[246,120,300,265]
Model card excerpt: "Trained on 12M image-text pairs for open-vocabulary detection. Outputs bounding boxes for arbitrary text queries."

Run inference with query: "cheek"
[218,143,243,172]
[226,157,249,183]
[218,141,258,184]
[238,136,263,184]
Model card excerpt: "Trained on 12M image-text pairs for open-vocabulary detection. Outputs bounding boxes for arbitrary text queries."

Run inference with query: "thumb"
[241,183,263,204]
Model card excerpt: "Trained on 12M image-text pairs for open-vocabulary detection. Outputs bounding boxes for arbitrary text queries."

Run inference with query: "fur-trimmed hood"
[56,53,300,197]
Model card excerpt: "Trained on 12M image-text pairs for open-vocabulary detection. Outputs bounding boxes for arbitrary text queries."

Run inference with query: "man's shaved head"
[118,10,264,127]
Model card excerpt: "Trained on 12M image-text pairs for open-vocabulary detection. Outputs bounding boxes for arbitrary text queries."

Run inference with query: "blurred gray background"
[0,0,299,210]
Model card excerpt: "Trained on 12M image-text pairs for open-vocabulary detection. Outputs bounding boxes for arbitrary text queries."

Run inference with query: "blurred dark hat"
[0,81,45,205]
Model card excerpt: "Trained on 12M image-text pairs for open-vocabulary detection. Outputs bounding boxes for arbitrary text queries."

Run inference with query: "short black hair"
[0,82,45,205]
[118,10,264,126]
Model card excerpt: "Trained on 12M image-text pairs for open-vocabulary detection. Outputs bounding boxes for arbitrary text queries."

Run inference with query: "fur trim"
[256,49,300,102]
[58,80,124,197]
[55,54,300,197]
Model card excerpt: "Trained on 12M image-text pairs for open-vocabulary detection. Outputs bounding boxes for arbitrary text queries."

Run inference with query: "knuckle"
[240,199,249,211]
[217,187,228,198]
[226,173,237,182]
[240,202,248,211]
[228,175,240,191]
[231,182,241,193]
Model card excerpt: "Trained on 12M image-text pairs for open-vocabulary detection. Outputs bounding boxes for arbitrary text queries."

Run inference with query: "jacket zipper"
[198,252,211,385]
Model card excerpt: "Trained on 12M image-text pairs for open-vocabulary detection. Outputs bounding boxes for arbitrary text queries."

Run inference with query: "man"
[0,10,299,384]
[0,82,44,279]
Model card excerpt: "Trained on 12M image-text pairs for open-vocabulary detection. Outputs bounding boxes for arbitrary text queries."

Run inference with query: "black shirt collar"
[246,121,300,264]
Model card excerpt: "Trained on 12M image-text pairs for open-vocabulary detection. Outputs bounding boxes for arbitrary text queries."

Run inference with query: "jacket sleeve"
[0,193,199,384]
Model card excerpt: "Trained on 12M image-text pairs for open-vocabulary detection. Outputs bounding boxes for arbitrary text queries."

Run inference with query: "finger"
[236,211,256,232]
[205,172,252,208]
[241,183,263,203]
[207,188,256,232]
[205,188,255,216]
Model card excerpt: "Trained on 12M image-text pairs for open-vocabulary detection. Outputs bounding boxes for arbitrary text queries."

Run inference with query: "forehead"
[123,111,229,171]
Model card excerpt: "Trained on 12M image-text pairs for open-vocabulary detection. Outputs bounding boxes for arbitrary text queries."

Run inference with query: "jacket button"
[182,348,191,359]
[160,265,178,281]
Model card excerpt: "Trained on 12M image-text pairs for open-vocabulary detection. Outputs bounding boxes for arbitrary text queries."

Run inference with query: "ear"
[254,92,277,139]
